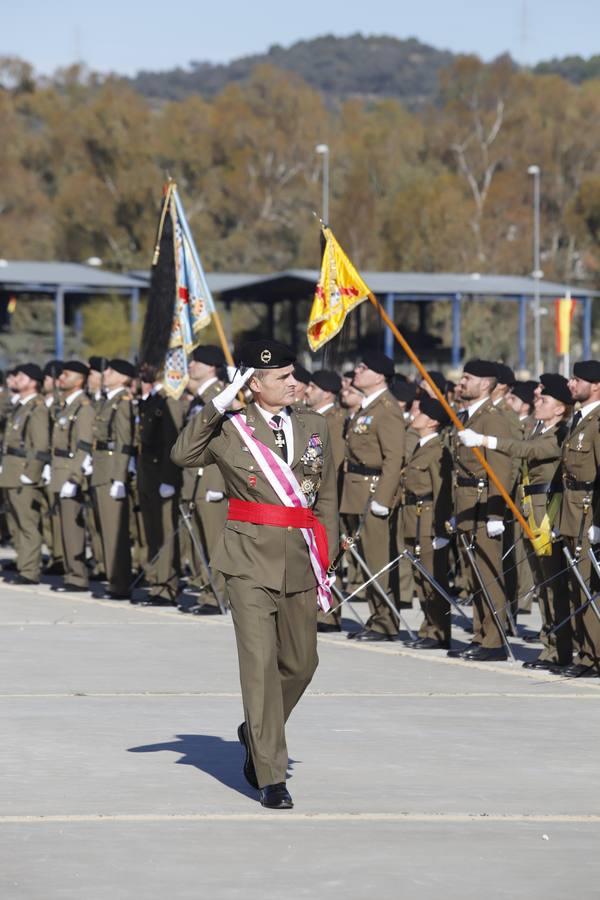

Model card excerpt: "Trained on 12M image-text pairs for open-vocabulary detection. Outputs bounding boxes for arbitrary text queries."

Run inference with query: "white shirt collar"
[65,389,84,407]
[151,382,163,396]
[579,400,600,419]
[254,404,294,460]
[316,402,334,415]
[107,386,125,400]
[255,404,291,425]
[361,386,387,409]
[198,376,218,397]
[20,392,38,406]
[419,432,438,447]
[10,394,19,405]
[466,396,489,419]
[45,395,54,407]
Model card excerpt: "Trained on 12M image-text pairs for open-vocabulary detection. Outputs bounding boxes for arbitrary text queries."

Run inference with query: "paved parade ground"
[2,577,600,899]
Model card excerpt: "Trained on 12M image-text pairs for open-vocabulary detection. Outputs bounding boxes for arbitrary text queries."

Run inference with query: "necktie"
[570,411,582,434]
[270,415,288,463]
[457,409,468,426]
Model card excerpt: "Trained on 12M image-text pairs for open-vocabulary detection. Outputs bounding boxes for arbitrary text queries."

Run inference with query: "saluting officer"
[171,340,338,809]
[50,361,95,592]
[0,363,50,584]
[340,351,405,641]
[91,359,136,600]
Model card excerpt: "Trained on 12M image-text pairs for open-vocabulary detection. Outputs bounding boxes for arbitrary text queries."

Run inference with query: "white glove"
[486,519,505,538]
[588,525,600,544]
[109,480,126,500]
[159,483,176,499]
[60,480,78,499]
[19,474,34,485]
[327,574,337,588]
[458,428,484,447]
[205,490,224,502]
[432,536,450,550]
[226,365,238,383]
[370,499,389,517]
[42,464,51,485]
[82,454,93,476]
[127,456,137,476]
[213,367,255,414]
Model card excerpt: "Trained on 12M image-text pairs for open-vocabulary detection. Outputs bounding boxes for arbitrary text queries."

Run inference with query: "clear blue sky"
[3,0,598,76]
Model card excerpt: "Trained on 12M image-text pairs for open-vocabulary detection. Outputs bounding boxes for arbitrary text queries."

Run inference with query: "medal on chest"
[353,415,372,434]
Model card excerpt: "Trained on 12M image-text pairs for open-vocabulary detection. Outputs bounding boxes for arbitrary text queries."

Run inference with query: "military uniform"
[0,394,50,581]
[91,387,135,596]
[402,434,453,645]
[137,387,183,601]
[340,389,405,636]
[171,394,338,791]
[453,399,513,649]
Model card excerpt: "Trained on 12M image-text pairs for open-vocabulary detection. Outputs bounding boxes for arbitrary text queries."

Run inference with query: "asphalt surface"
[1,574,600,899]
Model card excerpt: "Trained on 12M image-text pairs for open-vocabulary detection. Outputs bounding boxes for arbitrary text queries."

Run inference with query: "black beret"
[421,370,446,395]
[43,359,63,379]
[89,356,109,373]
[62,360,90,377]
[293,364,312,385]
[419,395,450,427]
[463,359,498,379]
[493,363,515,386]
[390,381,417,404]
[540,373,572,405]
[573,360,600,383]
[510,380,537,406]
[343,369,355,379]
[361,350,394,377]
[310,369,341,394]
[109,358,136,379]
[237,339,296,370]
[16,362,43,383]
[191,344,225,367]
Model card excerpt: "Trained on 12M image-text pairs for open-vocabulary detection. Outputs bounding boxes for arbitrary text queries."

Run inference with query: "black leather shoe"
[353,629,395,642]
[2,560,17,572]
[317,622,342,633]
[522,633,542,644]
[53,583,89,593]
[13,575,40,585]
[562,663,594,678]
[259,783,293,809]
[404,638,449,650]
[447,643,480,658]
[522,658,557,670]
[42,561,65,576]
[140,596,176,607]
[237,722,258,789]
[462,646,508,662]
[94,590,131,601]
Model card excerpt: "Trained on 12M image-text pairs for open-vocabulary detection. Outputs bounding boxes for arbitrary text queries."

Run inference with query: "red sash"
[228,498,330,573]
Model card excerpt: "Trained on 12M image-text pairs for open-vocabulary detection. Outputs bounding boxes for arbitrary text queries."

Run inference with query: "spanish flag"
[555,294,576,356]
[307,227,371,351]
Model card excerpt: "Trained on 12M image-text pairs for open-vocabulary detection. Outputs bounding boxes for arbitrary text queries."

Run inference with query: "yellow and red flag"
[555,294,576,355]
[307,227,371,351]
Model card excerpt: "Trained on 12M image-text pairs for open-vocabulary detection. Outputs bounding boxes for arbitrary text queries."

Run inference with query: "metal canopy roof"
[0,261,143,292]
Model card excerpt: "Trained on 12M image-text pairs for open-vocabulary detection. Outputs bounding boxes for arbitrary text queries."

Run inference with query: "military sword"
[401,548,472,629]
[459,534,516,662]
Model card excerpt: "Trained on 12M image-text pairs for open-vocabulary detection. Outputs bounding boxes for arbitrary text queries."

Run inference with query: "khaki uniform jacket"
[322,405,346,471]
[49,392,95,493]
[494,424,564,528]
[171,400,339,593]
[91,390,135,488]
[0,395,50,487]
[452,399,513,530]
[137,389,183,488]
[181,381,227,501]
[557,406,600,538]
[401,435,453,541]
[340,389,405,514]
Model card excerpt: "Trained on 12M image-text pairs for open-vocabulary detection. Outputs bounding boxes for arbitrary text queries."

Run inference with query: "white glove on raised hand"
[19,474,34,485]
[458,428,484,447]
[159,483,176,499]
[109,480,126,500]
[81,454,93,476]
[42,464,51,485]
[587,525,600,544]
[432,536,450,550]
[60,480,78,499]
[213,367,255,414]
[370,499,389,517]
[205,490,224,503]
[486,519,505,538]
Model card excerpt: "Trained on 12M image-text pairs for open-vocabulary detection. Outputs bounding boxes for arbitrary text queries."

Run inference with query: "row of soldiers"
[1,348,599,677]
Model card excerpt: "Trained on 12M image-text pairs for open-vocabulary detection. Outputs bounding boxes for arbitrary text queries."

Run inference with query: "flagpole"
[366,291,535,542]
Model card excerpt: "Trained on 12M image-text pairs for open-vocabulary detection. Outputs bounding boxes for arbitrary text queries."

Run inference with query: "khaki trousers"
[225,575,318,788]
[406,539,451,645]
[6,485,43,580]
[58,493,89,587]
[344,511,398,636]
[461,524,507,649]
[138,473,179,600]
[95,484,131,595]
[188,497,226,606]
[563,535,600,669]
[529,543,572,665]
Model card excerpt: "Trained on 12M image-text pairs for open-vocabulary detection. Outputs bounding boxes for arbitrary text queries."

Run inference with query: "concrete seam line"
[0,691,598,700]
[1,813,600,824]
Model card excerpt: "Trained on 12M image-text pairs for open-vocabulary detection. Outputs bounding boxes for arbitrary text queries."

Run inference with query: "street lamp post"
[528,165,542,376]
[315,144,330,225]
